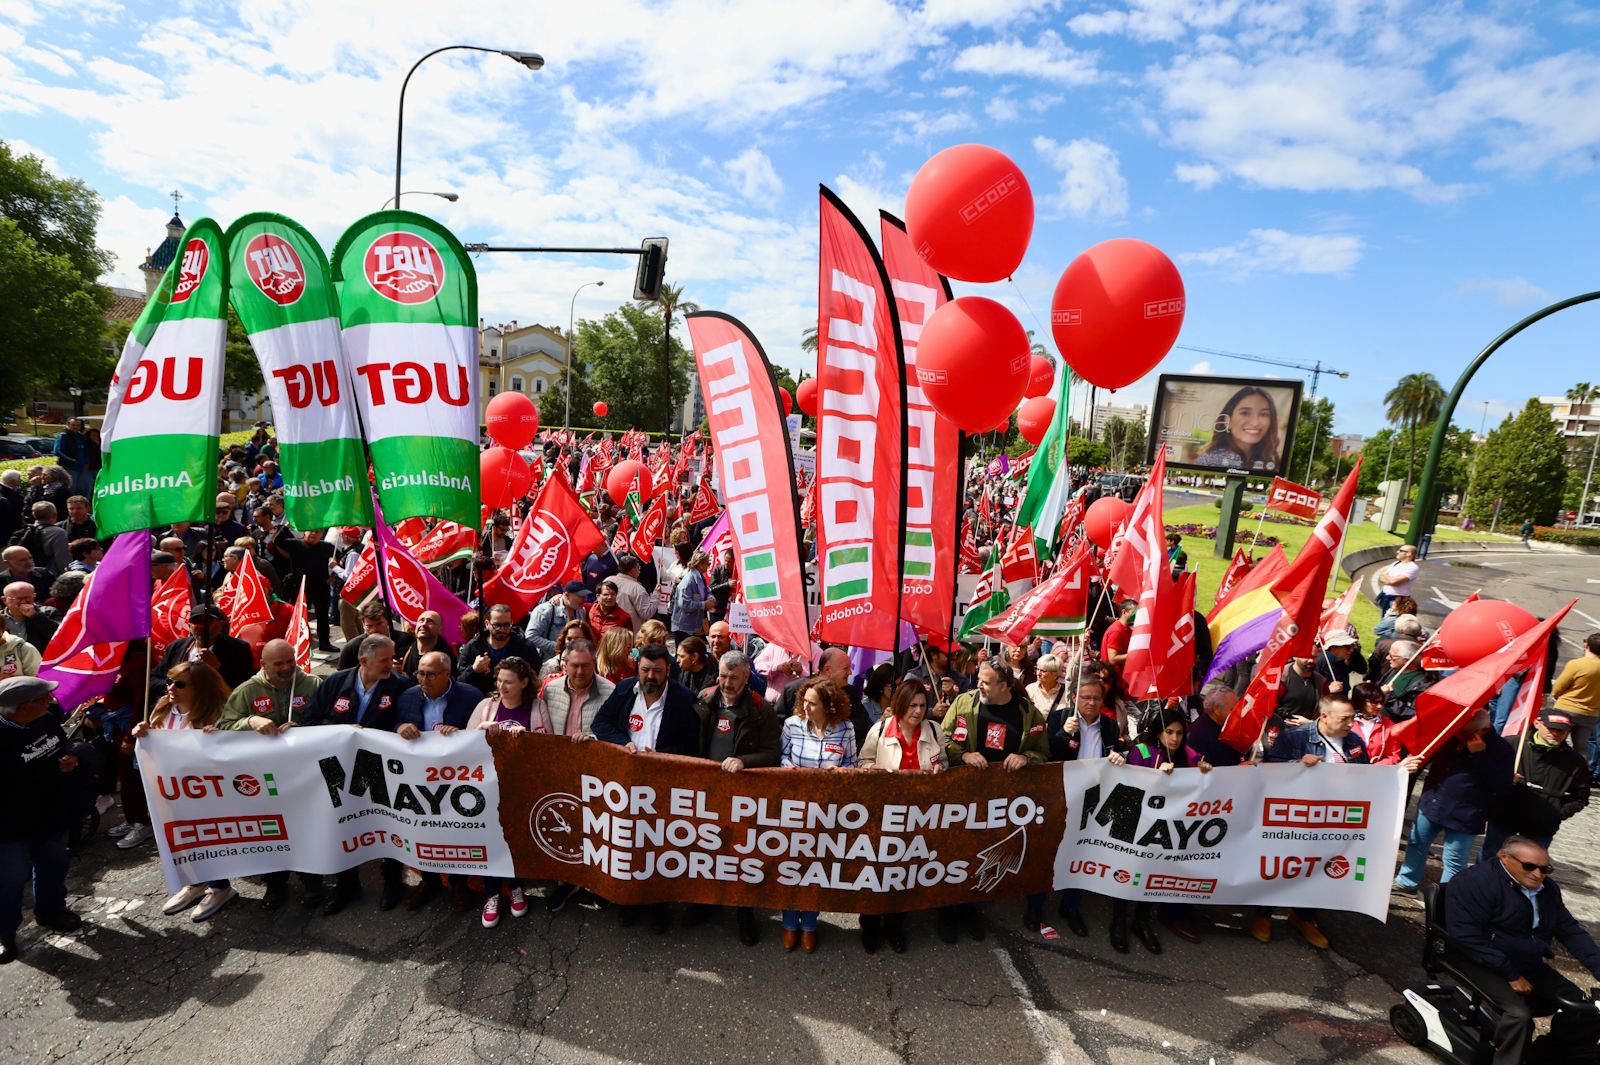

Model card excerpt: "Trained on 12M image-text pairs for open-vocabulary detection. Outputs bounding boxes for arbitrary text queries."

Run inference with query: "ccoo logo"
[365,232,445,305]
[172,238,209,303]
[244,233,306,306]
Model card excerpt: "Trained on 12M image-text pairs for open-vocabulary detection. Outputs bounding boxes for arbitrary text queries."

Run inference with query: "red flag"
[411,520,478,567]
[1106,450,1166,601]
[1000,524,1038,585]
[610,513,631,556]
[1121,465,1177,698]
[1268,459,1361,619]
[977,541,1093,642]
[1318,583,1361,643]
[1152,572,1198,699]
[631,493,668,557]
[689,480,719,524]
[1056,491,1087,547]
[1216,549,1254,606]
[287,576,311,672]
[38,641,128,714]
[1501,634,1553,740]
[800,475,821,530]
[150,567,193,652]
[222,552,274,634]
[393,516,428,549]
[959,516,983,573]
[340,538,379,607]
[1219,624,1297,754]
[483,469,607,619]
[372,498,472,646]
[1411,602,1576,759]
[1265,476,1322,520]
[39,531,151,670]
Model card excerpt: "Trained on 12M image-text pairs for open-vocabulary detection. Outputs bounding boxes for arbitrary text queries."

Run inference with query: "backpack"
[7,522,46,557]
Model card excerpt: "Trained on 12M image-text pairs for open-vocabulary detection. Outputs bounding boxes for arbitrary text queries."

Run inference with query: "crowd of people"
[5,421,1600,1059]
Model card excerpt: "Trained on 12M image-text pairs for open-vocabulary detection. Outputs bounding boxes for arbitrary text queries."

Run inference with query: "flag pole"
[141,635,154,726]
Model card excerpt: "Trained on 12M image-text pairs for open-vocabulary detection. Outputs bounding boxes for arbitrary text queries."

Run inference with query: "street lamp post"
[394,45,542,207]
[381,190,459,210]
[566,280,604,429]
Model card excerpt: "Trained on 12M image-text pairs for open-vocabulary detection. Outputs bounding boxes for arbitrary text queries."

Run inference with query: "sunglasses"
[1515,860,1555,875]
[169,680,189,690]
[490,622,512,630]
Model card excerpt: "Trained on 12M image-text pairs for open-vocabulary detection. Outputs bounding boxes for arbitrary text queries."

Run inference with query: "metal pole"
[1579,430,1599,527]
[661,306,673,439]
[565,280,603,431]
[1304,404,1321,484]
[1407,290,1600,545]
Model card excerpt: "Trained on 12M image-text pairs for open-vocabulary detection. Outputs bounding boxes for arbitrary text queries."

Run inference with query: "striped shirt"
[781,717,857,769]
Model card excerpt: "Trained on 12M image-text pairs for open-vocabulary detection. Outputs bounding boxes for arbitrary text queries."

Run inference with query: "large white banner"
[1053,761,1406,921]
[139,729,511,890]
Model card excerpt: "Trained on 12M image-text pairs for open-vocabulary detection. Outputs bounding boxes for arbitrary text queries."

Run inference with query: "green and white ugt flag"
[959,549,1010,639]
[95,218,228,535]
[1015,364,1073,559]
[226,213,372,529]
[331,212,479,526]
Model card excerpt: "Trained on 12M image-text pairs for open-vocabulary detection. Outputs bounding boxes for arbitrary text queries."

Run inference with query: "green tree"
[1285,396,1337,486]
[539,303,693,435]
[1101,415,1147,470]
[1466,399,1569,526]
[636,282,700,434]
[1359,422,1475,503]
[0,141,114,412]
[800,324,817,354]
[1383,372,1445,500]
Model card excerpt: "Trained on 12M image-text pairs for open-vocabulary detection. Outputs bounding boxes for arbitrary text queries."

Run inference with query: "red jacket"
[1350,713,1402,765]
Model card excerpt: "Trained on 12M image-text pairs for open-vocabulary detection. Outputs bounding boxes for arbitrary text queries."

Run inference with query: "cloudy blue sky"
[4,0,1599,435]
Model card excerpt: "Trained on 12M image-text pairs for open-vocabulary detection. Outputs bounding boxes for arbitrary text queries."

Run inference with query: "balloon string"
[1006,277,1055,356]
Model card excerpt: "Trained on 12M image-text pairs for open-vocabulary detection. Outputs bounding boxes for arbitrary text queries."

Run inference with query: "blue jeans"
[1587,726,1600,776]
[0,832,70,938]
[1490,675,1522,734]
[1375,593,1396,616]
[1480,824,1553,864]
[1395,809,1477,889]
[781,909,818,932]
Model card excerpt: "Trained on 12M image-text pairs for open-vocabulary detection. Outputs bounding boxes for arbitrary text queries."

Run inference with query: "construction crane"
[1175,344,1349,399]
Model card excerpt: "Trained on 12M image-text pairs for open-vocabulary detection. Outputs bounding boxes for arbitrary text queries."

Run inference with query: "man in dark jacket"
[775,648,870,752]
[1050,675,1130,941]
[337,602,416,671]
[0,676,83,963]
[2,580,57,653]
[301,635,416,914]
[1445,835,1600,1064]
[686,649,780,945]
[1484,708,1591,859]
[1394,709,1514,893]
[393,651,481,912]
[157,605,255,690]
[455,603,537,695]
[591,644,700,933]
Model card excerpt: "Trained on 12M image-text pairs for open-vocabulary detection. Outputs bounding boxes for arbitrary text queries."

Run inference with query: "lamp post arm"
[395,45,499,208]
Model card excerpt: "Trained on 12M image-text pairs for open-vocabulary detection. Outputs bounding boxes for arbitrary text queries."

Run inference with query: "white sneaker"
[107,822,132,838]
[162,885,206,915]
[191,886,236,922]
[116,824,153,849]
[482,895,501,929]
[95,795,117,815]
[508,885,528,917]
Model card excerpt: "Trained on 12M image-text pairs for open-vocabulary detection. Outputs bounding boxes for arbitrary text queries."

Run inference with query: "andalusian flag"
[1015,364,1073,559]
[226,213,371,529]
[331,212,479,526]
[95,218,228,534]
[959,549,1011,638]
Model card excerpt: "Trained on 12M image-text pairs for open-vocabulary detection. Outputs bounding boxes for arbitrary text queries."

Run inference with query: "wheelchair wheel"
[1391,1002,1429,1047]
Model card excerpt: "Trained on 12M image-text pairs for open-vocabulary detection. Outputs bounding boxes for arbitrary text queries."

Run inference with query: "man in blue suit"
[591,644,700,931]
[394,650,482,912]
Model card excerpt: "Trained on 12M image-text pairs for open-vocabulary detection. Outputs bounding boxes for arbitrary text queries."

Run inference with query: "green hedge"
[1532,526,1600,546]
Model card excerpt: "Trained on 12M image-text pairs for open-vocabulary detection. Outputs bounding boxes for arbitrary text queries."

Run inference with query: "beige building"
[479,321,569,415]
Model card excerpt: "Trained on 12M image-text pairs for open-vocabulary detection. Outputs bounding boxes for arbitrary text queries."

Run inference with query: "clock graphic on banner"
[529,793,584,864]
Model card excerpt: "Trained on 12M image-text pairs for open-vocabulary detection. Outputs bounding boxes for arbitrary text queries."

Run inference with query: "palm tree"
[800,325,817,354]
[1384,372,1446,501]
[1567,381,1599,413]
[637,283,700,435]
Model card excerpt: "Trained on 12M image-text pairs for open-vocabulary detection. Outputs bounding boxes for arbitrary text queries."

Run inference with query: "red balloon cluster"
[593,401,609,418]
[915,296,1031,433]
[1435,599,1538,667]
[1085,496,1131,550]
[606,459,651,506]
[1052,239,1185,391]
[905,145,1034,283]
[481,446,532,508]
[485,391,539,450]
[1023,355,1054,399]
[796,377,818,416]
[1017,396,1055,445]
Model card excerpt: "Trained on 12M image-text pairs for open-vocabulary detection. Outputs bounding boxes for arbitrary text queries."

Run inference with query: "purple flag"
[40,531,152,669]
[372,494,472,646]
[41,642,130,714]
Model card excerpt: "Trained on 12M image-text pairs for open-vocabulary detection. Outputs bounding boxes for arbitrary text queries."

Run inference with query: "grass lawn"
[1166,502,1515,635]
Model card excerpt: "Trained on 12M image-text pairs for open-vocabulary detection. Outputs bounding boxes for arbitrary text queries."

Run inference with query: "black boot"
[860,914,882,954]
[1109,914,1130,954]
[936,907,959,945]
[885,913,907,954]
[1132,915,1163,955]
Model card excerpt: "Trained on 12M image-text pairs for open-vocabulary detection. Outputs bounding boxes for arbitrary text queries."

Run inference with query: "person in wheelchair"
[1445,834,1600,1063]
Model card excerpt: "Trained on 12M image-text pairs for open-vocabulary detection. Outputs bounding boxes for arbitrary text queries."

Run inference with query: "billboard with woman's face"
[1146,373,1302,477]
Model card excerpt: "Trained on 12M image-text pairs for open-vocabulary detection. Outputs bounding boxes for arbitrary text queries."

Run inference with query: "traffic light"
[634,237,668,300]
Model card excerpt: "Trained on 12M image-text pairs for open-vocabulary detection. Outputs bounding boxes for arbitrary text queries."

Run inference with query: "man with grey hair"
[1189,679,1246,768]
[686,647,781,944]
[3,580,56,652]
[0,470,23,546]
[0,675,83,962]
[302,634,414,914]
[777,647,871,751]
[611,554,655,631]
[540,639,613,741]
[20,502,70,573]
[1378,640,1426,699]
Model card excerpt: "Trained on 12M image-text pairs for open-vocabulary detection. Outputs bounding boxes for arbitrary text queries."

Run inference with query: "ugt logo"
[1078,782,1228,851]
[172,238,209,303]
[364,232,445,305]
[244,232,306,306]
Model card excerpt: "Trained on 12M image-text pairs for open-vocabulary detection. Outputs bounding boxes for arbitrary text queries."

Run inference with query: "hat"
[1322,630,1358,648]
[190,603,224,621]
[563,580,588,594]
[0,676,57,707]
[1540,708,1575,731]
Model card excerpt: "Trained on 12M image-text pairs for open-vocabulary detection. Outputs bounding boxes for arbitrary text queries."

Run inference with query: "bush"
[1212,497,1255,513]
[1532,526,1600,547]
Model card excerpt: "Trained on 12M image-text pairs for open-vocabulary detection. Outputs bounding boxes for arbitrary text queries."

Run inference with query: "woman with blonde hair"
[124,661,236,921]
[596,625,637,684]
[635,618,669,649]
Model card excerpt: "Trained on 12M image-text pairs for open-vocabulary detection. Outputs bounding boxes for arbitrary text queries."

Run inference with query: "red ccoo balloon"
[904,144,1034,283]
[606,459,652,506]
[480,446,532,509]
[1085,496,1132,550]
[485,391,539,450]
[1023,354,1055,398]
[1435,599,1538,668]
[796,377,818,416]
[593,401,609,418]
[1017,396,1056,445]
[915,296,1031,434]
[1052,238,1185,391]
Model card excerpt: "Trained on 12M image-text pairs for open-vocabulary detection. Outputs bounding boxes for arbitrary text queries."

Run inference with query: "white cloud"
[833,154,907,230]
[881,109,975,144]
[1031,136,1129,220]
[919,0,1061,30]
[986,95,1020,122]
[724,148,783,205]
[97,195,174,290]
[1180,228,1365,278]
[1457,276,1554,309]
[1174,161,1220,188]
[950,30,1102,85]
[1187,359,1213,374]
